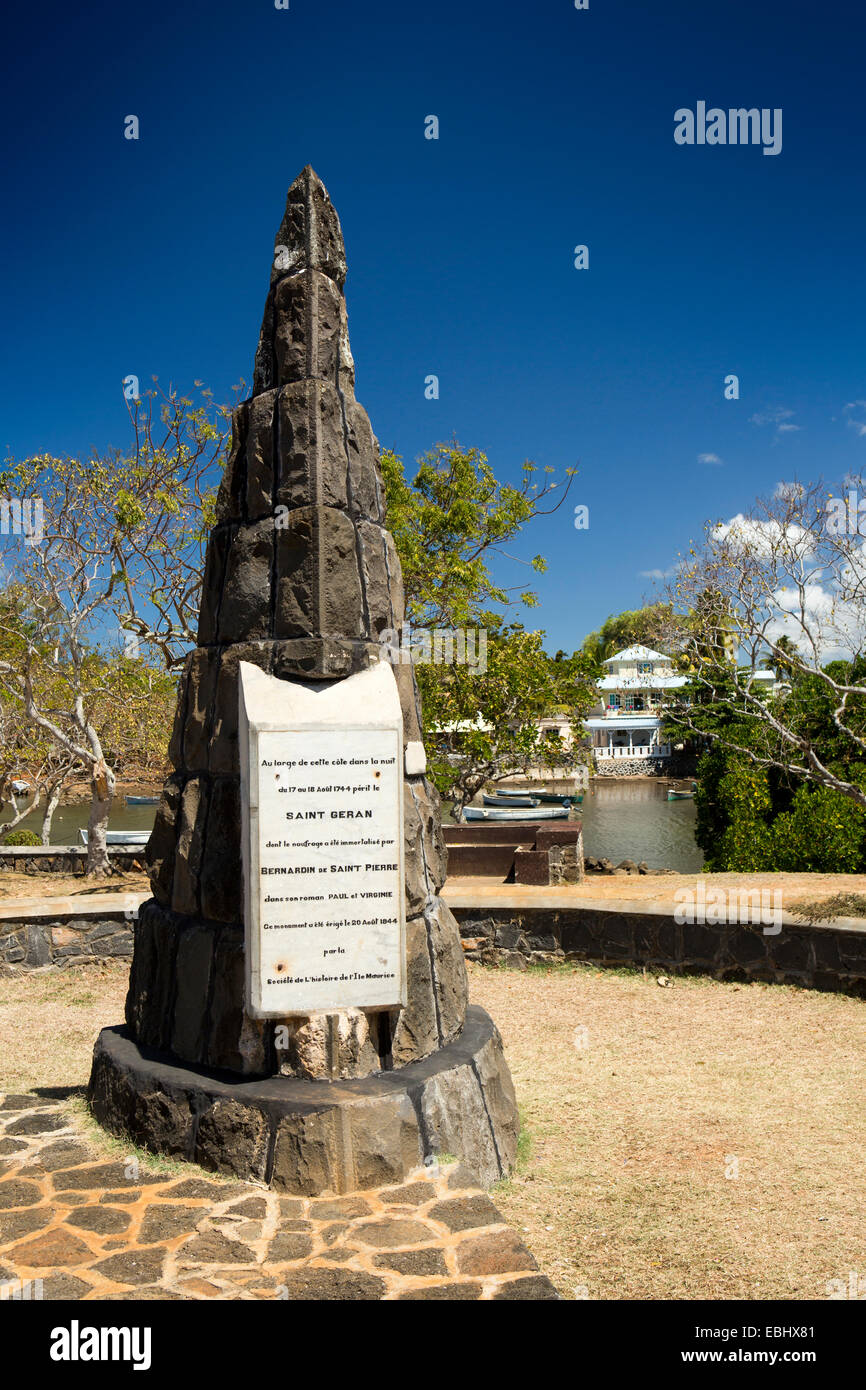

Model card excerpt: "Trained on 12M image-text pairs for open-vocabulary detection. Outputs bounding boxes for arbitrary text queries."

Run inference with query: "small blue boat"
[126,795,160,806]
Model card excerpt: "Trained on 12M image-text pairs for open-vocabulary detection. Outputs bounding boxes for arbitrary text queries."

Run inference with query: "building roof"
[602,644,670,664]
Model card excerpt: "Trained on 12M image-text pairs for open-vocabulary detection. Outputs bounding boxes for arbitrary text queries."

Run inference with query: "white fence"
[594,744,671,760]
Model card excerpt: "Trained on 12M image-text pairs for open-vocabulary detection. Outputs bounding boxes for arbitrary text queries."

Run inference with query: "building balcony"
[594,744,671,760]
[601,706,660,718]
[585,713,663,728]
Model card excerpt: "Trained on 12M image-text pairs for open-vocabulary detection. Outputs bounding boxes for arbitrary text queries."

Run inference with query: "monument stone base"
[88,1005,519,1194]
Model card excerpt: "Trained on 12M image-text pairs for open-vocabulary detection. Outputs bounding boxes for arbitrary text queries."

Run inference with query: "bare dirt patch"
[449,871,866,917]
[0,962,129,1093]
[0,871,149,901]
[471,961,866,1300]
[2,957,864,1300]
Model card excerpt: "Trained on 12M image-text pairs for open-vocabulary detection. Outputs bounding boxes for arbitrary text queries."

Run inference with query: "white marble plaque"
[239,662,406,1017]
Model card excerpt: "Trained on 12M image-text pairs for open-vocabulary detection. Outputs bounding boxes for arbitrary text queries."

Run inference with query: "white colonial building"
[583,645,687,770]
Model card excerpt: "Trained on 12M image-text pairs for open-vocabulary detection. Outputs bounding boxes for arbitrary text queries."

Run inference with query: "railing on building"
[594,744,671,759]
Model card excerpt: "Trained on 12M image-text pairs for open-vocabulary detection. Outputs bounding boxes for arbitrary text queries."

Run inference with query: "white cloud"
[750,407,795,427]
[767,581,866,662]
[750,406,801,441]
[712,514,813,557]
[638,562,681,581]
[698,452,722,466]
[843,401,866,437]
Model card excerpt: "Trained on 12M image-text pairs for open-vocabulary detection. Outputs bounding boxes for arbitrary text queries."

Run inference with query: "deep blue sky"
[3,0,865,653]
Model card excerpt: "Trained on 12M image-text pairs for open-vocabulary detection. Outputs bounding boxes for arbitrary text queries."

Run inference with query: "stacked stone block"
[127,168,468,1079]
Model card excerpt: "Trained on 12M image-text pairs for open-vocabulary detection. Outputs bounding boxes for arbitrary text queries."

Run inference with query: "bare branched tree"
[0,382,232,871]
[657,476,866,808]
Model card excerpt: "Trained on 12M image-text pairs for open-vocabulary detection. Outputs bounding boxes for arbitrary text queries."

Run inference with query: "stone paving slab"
[0,1093,557,1301]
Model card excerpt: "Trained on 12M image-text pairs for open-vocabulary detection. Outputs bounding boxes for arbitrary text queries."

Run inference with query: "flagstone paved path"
[0,1092,557,1301]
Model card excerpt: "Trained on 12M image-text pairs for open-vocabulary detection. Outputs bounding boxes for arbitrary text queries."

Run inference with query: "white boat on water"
[78,830,150,847]
[482,793,539,807]
[462,805,570,822]
[489,786,581,806]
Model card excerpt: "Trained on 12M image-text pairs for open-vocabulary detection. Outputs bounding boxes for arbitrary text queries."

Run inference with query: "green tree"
[581,603,675,665]
[381,442,595,811]
[418,623,596,815]
[380,441,573,629]
[689,658,866,871]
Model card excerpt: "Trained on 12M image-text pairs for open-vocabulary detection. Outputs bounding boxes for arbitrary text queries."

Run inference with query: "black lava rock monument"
[88,168,519,1194]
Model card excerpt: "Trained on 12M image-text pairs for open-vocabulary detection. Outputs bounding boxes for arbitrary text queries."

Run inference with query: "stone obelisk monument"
[89,168,518,1194]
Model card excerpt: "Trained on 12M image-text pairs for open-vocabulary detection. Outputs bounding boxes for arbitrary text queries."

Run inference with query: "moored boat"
[489,787,582,806]
[126,795,160,806]
[493,786,552,799]
[482,793,539,807]
[79,830,151,846]
[666,788,694,800]
[462,804,570,822]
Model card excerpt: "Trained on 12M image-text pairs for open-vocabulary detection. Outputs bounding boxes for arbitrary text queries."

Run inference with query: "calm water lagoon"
[456,777,704,873]
[580,779,704,873]
[2,778,703,874]
[1,801,159,846]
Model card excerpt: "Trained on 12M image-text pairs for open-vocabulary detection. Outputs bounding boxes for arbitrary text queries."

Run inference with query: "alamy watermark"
[825,490,866,535]
[50,1322,151,1370]
[1,496,43,546]
[675,104,782,157]
[826,1271,866,1299]
[378,626,487,673]
[674,883,782,935]
[0,1278,43,1300]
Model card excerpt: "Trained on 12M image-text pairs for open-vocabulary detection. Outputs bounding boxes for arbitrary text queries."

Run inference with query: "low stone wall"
[0,846,145,874]
[593,756,668,777]
[0,911,134,972]
[452,904,866,995]
[7,892,866,999]
[591,755,697,779]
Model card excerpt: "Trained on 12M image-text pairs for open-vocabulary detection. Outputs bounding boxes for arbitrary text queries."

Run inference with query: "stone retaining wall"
[0,912,134,972]
[7,897,866,998]
[452,905,866,995]
[591,754,697,779]
[0,846,145,875]
[593,756,668,777]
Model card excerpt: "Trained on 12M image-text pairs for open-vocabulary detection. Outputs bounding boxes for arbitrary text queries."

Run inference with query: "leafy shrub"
[695,747,866,872]
[3,829,42,846]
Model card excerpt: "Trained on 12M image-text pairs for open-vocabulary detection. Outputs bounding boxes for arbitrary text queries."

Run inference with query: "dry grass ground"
[0,960,129,1093]
[472,961,866,1301]
[0,870,149,901]
[1,959,864,1301]
[447,871,866,918]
